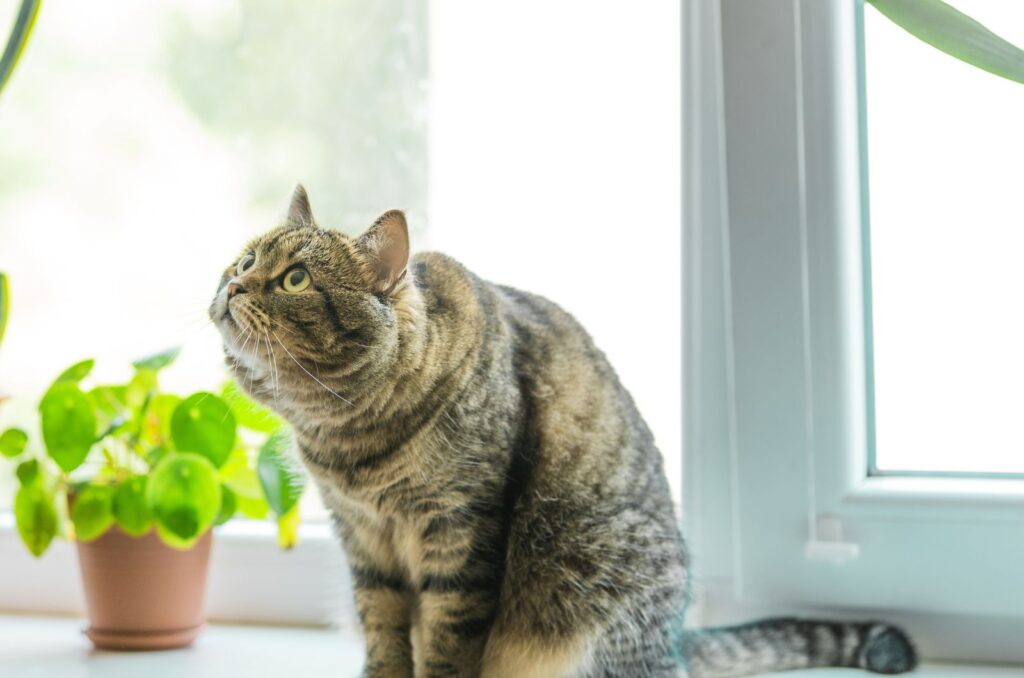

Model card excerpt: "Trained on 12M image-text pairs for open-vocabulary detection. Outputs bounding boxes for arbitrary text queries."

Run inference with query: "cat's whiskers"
[264,329,282,413]
[271,329,353,406]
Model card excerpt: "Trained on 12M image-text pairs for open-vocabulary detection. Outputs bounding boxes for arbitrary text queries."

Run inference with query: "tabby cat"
[210,186,917,678]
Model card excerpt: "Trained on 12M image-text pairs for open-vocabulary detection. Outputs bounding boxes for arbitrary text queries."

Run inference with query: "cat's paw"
[860,622,917,674]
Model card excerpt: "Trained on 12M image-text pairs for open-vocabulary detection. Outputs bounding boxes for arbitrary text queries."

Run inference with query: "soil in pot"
[75,527,213,650]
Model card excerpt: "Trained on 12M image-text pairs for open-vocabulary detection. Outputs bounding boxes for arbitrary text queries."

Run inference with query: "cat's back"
[411,250,659,474]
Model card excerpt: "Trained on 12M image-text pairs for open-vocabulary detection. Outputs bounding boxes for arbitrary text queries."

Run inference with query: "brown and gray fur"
[210,186,917,678]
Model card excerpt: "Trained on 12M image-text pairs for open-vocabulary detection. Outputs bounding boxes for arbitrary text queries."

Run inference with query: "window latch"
[804,513,860,565]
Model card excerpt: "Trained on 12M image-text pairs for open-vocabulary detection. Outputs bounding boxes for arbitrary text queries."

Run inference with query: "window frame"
[684,0,1024,663]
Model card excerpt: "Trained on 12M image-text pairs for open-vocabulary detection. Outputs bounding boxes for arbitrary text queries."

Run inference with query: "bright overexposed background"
[427,1,682,498]
[866,1,1024,474]
[0,0,426,513]
[0,1,681,509]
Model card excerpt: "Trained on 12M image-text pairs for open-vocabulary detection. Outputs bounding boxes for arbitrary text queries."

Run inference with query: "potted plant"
[0,348,306,650]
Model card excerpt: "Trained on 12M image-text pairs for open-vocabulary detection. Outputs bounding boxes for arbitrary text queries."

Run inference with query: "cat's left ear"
[286,184,315,229]
[357,210,409,296]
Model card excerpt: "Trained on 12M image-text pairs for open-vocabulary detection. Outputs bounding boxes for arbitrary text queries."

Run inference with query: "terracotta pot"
[75,528,213,650]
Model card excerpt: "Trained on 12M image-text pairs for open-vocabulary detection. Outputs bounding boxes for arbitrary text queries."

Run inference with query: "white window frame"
[684,0,1024,663]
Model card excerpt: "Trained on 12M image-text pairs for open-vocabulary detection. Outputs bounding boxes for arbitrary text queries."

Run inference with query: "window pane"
[0,0,426,512]
[865,1,1024,473]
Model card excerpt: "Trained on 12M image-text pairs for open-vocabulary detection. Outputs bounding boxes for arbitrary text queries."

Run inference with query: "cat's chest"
[322,485,429,583]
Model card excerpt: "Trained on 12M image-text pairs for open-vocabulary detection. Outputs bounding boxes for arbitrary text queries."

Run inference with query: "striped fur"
[209,186,917,677]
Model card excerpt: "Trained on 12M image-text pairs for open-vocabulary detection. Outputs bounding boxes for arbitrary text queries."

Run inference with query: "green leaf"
[15,458,38,485]
[867,0,1024,85]
[14,483,58,557]
[146,445,169,467]
[0,427,28,457]
[0,0,43,97]
[132,347,181,372]
[0,271,8,349]
[53,359,95,386]
[141,394,182,449]
[71,485,116,542]
[171,393,236,468]
[39,383,97,473]
[222,380,282,433]
[126,368,157,410]
[276,504,301,549]
[234,492,269,520]
[256,429,304,516]
[90,385,129,419]
[214,484,237,526]
[112,476,152,537]
[147,452,221,544]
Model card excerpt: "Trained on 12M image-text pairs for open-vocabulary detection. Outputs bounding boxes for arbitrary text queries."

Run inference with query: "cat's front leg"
[411,514,502,677]
[352,569,414,678]
[335,512,415,678]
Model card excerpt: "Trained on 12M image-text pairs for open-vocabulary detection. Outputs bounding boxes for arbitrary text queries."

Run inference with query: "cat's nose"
[227,281,246,298]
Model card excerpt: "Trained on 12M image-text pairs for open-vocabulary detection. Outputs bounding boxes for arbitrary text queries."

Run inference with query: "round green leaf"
[0,427,28,457]
[214,484,237,526]
[15,483,58,557]
[132,346,181,372]
[171,393,236,468]
[39,383,97,473]
[53,359,95,386]
[16,458,39,485]
[112,476,152,537]
[147,452,221,544]
[222,380,281,433]
[257,429,304,517]
[71,484,115,542]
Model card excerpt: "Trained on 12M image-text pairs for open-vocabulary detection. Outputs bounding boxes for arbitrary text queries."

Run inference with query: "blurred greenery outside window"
[0,0,427,518]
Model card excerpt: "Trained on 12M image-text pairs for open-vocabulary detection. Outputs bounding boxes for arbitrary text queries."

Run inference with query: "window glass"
[0,0,426,512]
[865,1,1024,474]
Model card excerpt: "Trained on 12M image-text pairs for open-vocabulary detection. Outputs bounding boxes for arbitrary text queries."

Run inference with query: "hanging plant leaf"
[0,0,43,97]
[39,383,97,473]
[112,476,153,537]
[170,392,236,468]
[867,0,1024,85]
[276,504,301,550]
[131,347,181,372]
[256,428,304,517]
[14,482,58,557]
[71,484,116,542]
[0,427,28,457]
[147,452,221,546]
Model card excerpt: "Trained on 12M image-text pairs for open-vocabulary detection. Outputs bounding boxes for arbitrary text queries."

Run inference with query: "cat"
[210,185,917,678]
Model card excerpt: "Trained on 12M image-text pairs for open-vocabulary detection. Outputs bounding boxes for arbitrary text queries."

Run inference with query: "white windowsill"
[2,614,1022,678]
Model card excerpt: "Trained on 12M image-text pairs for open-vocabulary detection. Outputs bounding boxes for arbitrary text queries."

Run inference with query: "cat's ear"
[357,210,409,296]
[285,184,315,229]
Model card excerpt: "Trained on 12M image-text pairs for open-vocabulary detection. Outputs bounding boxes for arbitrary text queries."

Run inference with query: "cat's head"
[209,185,411,398]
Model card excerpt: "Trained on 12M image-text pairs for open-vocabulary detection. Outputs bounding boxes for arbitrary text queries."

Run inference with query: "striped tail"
[682,617,917,677]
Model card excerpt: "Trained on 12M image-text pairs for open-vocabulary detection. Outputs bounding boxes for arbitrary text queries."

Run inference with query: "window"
[1,0,681,622]
[686,0,1024,663]
[864,1,1024,476]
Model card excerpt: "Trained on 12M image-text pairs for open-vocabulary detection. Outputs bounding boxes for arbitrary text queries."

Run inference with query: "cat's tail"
[681,617,917,677]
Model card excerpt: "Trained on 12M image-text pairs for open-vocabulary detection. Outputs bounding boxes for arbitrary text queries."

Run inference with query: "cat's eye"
[236,254,255,275]
[282,268,311,293]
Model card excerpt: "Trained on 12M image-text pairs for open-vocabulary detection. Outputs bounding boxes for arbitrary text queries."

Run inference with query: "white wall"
[427,1,683,499]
